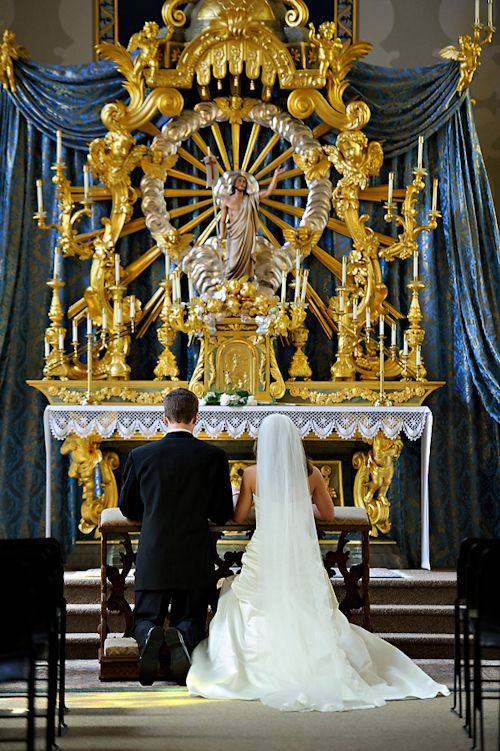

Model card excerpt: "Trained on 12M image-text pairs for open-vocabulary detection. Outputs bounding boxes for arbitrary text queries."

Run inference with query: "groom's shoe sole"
[165,627,191,685]
[139,626,164,686]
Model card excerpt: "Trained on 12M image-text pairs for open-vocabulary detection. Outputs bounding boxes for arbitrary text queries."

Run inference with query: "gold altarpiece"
[25,0,473,544]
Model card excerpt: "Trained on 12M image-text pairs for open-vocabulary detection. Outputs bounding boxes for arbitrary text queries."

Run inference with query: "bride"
[187,414,449,712]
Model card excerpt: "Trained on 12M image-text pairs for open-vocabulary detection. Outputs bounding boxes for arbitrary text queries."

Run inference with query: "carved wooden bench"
[98,506,371,681]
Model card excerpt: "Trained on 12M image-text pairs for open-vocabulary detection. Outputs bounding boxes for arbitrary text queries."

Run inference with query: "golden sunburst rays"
[73,116,401,340]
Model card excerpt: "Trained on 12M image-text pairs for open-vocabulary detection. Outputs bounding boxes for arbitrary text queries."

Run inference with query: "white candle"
[58,331,64,350]
[53,249,60,278]
[403,336,408,356]
[379,314,384,335]
[56,130,62,164]
[175,275,181,304]
[294,272,300,303]
[188,274,194,301]
[44,339,50,357]
[417,135,424,170]
[83,164,90,199]
[36,180,44,213]
[388,172,394,204]
[366,307,371,328]
[342,256,347,286]
[165,252,170,279]
[130,296,135,319]
[339,294,344,313]
[72,320,78,342]
[391,324,396,346]
[352,301,358,321]
[413,251,419,281]
[416,346,421,366]
[281,271,286,304]
[101,308,107,330]
[475,0,480,23]
[116,304,122,325]
[488,0,493,26]
[432,178,438,211]
[114,254,120,285]
[301,270,308,303]
[295,251,300,276]
[87,315,92,335]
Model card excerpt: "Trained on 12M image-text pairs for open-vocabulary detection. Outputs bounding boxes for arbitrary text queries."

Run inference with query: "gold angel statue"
[293,148,331,182]
[0,29,29,92]
[214,96,256,124]
[88,127,149,188]
[127,21,163,78]
[154,228,194,260]
[325,131,383,218]
[439,35,481,97]
[308,21,343,78]
[141,150,178,180]
[282,226,322,256]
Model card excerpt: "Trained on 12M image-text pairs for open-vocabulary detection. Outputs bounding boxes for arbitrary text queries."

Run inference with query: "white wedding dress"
[187,415,449,713]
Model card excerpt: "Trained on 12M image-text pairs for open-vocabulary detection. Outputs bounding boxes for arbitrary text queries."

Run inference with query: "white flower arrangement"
[198,389,259,406]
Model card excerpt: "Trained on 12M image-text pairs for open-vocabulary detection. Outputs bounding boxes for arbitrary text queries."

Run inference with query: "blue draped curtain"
[1,55,499,565]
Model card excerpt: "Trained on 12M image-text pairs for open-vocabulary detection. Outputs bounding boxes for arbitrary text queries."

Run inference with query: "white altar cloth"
[43,404,433,568]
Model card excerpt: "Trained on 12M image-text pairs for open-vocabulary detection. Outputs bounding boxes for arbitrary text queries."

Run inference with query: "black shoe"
[164,627,191,685]
[139,626,164,686]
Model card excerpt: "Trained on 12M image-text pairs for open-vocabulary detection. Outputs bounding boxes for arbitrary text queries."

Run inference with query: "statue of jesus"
[220,165,287,280]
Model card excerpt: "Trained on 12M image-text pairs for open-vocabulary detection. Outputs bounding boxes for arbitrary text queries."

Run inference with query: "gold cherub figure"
[154,228,194,260]
[308,21,343,78]
[88,126,149,189]
[214,96,257,125]
[293,148,331,182]
[282,226,322,255]
[141,150,178,181]
[0,29,29,92]
[127,21,163,78]
[325,131,383,219]
[439,35,482,97]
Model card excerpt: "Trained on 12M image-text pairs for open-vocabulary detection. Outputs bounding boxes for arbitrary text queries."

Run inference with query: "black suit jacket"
[119,431,233,591]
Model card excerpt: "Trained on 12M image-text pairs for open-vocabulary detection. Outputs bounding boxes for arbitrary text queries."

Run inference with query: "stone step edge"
[64,576,456,588]
[66,603,455,616]
[66,631,456,646]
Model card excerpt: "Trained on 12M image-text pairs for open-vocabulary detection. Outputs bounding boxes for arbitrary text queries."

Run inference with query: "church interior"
[1,0,500,747]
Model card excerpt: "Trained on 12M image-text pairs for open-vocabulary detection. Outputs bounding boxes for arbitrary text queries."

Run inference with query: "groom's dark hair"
[164,388,198,424]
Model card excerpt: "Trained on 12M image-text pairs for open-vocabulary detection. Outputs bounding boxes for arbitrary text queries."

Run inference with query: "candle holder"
[108,284,131,379]
[43,276,70,379]
[80,326,99,405]
[382,168,441,264]
[405,278,427,380]
[374,332,393,406]
[154,279,180,380]
[330,284,357,380]
[34,161,94,260]
[400,350,411,381]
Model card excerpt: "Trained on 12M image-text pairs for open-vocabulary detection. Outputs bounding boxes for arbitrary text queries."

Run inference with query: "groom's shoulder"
[192,436,228,460]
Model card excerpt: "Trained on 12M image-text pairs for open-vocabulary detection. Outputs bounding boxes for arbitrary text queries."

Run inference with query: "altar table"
[44,404,434,568]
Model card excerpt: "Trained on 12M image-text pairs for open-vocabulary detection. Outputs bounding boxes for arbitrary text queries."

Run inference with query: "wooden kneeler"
[98,506,372,681]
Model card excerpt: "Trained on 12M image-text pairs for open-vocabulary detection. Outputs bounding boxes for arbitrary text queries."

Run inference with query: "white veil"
[254,414,382,712]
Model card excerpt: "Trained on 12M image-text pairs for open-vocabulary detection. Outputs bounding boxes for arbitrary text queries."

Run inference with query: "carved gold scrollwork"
[61,432,119,537]
[282,0,309,27]
[353,432,403,536]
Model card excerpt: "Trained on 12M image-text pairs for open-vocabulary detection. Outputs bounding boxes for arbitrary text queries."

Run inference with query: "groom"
[119,388,233,686]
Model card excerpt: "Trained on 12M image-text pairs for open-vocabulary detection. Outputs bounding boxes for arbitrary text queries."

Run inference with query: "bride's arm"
[233,466,256,523]
[310,466,335,521]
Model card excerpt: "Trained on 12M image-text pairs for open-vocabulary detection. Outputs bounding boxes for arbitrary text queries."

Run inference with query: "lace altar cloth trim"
[46,405,430,441]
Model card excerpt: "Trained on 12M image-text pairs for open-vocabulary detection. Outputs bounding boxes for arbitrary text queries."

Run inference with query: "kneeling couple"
[119,388,448,712]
